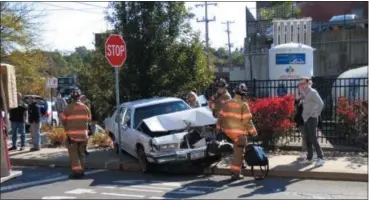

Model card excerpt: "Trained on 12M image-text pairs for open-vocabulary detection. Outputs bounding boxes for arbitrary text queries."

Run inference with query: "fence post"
[253,77,257,97]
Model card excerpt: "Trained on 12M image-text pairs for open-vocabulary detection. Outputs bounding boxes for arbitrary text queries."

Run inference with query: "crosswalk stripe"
[101,192,144,198]
[149,197,177,199]
[120,187,163,193]
[130,185,173,190]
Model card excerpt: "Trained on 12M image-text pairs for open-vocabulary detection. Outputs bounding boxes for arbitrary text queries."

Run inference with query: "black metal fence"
[205,77,368,148]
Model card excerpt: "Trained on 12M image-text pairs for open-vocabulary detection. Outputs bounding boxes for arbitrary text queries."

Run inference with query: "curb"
[10,158,141,172]
[209,167,368,182]
[10,158,367,182]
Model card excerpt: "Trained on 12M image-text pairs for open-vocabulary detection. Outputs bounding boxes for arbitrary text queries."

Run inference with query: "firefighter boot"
[231,172,244,181]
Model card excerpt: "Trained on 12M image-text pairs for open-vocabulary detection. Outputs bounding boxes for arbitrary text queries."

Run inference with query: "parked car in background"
[325,14,365,30]
[104,97,220,172]
[22,95,59,132]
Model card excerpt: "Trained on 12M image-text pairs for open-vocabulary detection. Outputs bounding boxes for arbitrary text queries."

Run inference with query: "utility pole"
[195,2,217,70]
[222,20,235,68]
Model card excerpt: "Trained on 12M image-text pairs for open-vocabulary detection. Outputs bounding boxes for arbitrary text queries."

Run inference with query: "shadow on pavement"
[237,177,300,198]
[0,166,71,193]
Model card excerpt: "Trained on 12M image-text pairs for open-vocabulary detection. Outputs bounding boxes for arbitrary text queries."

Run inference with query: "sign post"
[46,77,58,125]
[105,34,127,158]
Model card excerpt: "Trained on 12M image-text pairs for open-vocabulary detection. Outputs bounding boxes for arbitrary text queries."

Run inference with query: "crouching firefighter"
[216,84,258,180]
[209,78,231,118]
[60,88,91,179]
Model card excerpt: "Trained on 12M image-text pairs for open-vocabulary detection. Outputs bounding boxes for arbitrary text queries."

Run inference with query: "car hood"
[142,107,216,132]
[151,131,188,145]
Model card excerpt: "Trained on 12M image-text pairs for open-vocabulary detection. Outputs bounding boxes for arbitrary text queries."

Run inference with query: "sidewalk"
[9,147,140,171]
[9,148,368,182]
[214,154,368,182]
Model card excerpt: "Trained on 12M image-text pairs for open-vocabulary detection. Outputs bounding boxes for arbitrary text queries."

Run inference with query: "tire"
[137,146,154,173]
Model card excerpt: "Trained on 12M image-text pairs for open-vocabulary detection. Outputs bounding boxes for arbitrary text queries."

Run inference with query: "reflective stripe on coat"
[61,101,91,141]
[216,95,257,142]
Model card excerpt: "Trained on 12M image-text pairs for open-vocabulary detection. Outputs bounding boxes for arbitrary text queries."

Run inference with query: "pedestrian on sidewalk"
[8,93,28,151]
[216,83,257,180]
[299,77,325,166]
[209,79,231,118]
[295,82,324,159]
[60,88,91,179]
[55,93,67,125]
[28,97,42,151]
[186,90,200,108]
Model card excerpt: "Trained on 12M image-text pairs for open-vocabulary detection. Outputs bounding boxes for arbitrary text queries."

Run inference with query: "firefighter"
[209,78,231,118]
[60,88,91,179]
[216,83,258,180]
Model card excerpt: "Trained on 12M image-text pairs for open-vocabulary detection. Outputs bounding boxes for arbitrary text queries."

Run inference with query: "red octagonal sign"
[105,34,127,67]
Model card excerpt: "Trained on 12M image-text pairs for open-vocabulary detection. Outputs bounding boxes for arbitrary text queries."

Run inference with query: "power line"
[74,2,107,9]
[221,20,235,68]
[38,2,103,14]
[195,2,217,70]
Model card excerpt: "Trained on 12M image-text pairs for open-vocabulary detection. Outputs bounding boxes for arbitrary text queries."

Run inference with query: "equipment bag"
[244,141,269,180]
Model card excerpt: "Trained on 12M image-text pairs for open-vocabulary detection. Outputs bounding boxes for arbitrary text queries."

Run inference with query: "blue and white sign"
[276,53,306,65]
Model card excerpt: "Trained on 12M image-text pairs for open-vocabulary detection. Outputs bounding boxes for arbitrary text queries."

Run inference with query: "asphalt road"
[1,166,367,199]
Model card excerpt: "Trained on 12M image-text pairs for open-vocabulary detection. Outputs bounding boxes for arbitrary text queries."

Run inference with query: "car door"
[121,108,137,155]
[114,106,126,150]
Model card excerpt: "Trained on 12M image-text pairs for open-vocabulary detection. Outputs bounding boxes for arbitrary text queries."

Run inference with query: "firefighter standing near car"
[60,88,91,179]
[208,79,231,118]
[216,83,258,180]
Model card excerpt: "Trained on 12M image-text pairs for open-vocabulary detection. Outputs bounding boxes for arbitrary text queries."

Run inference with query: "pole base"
[0,170,22,183]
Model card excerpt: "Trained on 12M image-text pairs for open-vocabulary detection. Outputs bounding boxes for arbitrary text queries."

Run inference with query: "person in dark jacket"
[9,93,28,151]
[28,98,42,151]
[295,82,323,159]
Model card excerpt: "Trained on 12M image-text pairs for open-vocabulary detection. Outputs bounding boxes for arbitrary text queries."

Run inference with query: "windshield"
[134,100,190,128]
[330,15,355,21]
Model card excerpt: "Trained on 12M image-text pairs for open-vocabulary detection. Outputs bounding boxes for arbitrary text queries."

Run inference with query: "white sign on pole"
[46,77,58,89]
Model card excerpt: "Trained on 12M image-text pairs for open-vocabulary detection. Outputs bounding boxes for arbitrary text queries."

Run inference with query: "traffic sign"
[46,77,58,89]
[105,34,127,67]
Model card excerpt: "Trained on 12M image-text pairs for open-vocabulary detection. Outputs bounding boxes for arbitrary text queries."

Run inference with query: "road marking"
[113,180,182,188]
[114,180,147,184]
[101,192,144,198]
[151,182,182,187]
[168,187,206,195]
[120,187,163,193]
[65,188,97,194]
[187,186,218,190]
[149,197,177,199]
[42,196,77,199]
[131,185,173,190]
[99,185,118,189]
[0,169,106,192]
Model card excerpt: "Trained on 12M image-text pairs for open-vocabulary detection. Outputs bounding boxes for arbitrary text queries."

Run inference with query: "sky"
[32,1,256,53]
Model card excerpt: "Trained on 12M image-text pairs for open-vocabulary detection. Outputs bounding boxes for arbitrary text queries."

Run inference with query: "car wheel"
[137,146,153,173]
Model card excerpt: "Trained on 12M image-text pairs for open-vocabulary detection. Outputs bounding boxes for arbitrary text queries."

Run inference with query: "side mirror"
[121,124,128,131]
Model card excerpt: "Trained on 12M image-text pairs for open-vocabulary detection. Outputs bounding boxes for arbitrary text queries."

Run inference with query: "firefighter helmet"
[215,78,228,88]
[235,83,248,96]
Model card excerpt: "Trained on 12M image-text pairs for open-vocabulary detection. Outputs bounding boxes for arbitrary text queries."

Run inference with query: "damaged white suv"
[104,97,218,172]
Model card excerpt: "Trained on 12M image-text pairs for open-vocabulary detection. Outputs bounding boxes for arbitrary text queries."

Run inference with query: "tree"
[259,2,300,20]
[2,50,49,96]
[107,2,213,100]
[0,2,43,57]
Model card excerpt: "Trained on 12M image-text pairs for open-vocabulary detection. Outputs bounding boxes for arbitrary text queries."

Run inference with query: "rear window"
[134,101,190,128]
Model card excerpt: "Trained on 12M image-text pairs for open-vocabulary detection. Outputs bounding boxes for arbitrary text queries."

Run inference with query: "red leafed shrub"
[336,97,368,146]
[248,95,296,148]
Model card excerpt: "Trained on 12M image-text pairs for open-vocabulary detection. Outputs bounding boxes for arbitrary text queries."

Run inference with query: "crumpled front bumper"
[146,146,209,164]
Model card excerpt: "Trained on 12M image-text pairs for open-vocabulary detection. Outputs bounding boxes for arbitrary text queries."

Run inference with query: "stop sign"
[105,34,127,67]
